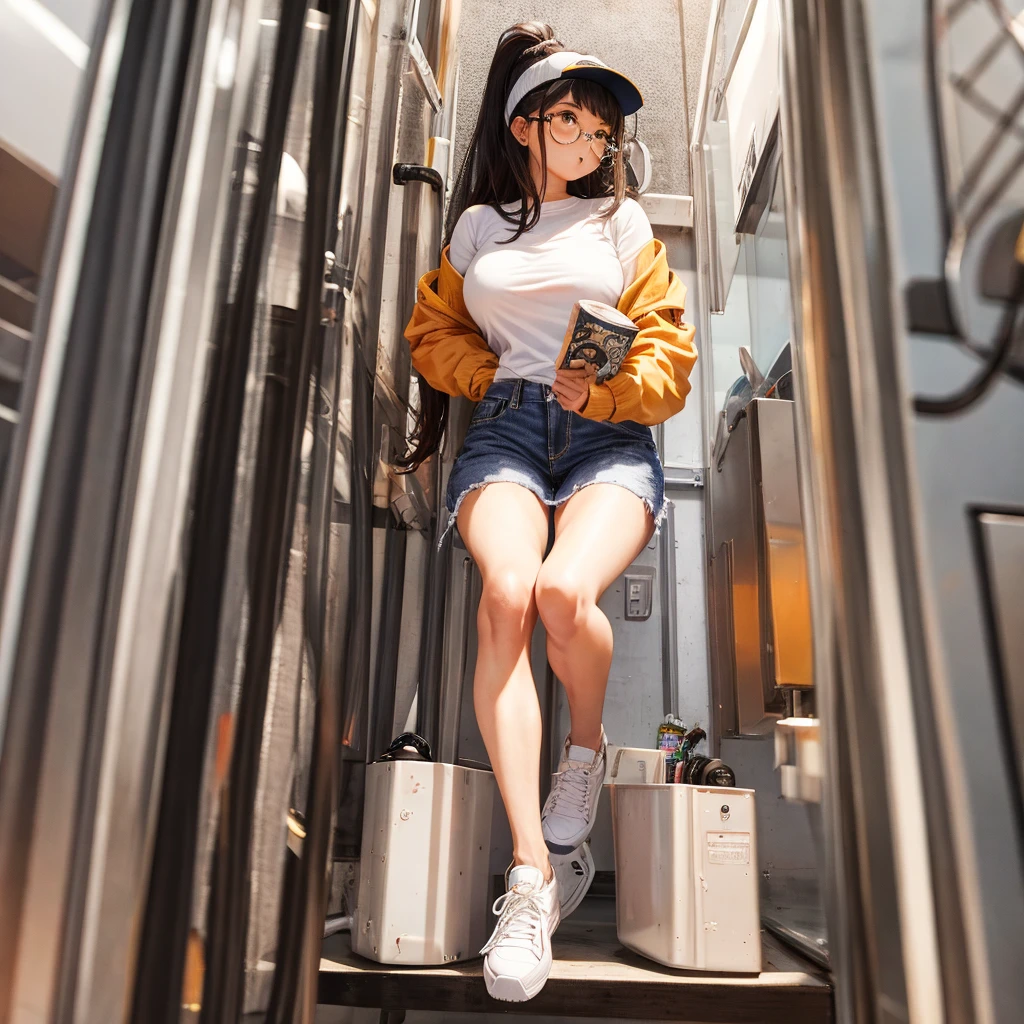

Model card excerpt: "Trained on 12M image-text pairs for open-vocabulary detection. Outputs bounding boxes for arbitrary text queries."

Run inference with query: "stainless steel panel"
[130,3,365,1020]
[754,398,812,689]
[708,405,782,737]
[778,1,998,1020]
[360,0,463,765]
[70,4,269,1021]
[437,553,476,765]
[340,0,415,772]
[978,512,1024,790]
[723,734,828,965]
[0,3,254,1022]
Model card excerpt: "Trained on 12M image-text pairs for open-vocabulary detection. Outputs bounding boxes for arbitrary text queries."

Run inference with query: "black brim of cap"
[560,65,643,116]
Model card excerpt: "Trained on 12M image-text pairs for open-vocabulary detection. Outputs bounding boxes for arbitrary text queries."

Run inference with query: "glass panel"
[700,27,794,419]
[742,170,791,374]
[704,112,792,419]
[413,0,440,70]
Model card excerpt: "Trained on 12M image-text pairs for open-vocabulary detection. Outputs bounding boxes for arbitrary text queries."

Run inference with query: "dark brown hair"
[398,23,629,472]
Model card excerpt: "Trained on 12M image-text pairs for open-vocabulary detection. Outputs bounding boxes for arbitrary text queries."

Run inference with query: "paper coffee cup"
[556,300,640,381]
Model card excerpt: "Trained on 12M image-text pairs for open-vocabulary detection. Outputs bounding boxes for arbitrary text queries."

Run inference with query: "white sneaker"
[481,865,560,1002]
[542,730,607,854]
[550,840,595,919]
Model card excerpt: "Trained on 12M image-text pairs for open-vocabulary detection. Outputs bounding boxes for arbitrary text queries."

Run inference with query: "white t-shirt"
[447,196,654,384]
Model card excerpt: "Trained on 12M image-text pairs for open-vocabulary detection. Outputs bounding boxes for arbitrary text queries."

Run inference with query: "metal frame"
[73,3,266,1019]
[690,0,728,319]
[777,1,997,1021]
[0,0,129,752]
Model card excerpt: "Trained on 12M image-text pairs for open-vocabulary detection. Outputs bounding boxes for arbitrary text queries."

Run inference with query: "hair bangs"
[550,78,621,129]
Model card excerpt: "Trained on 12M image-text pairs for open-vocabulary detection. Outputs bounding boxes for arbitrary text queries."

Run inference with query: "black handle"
[392,163,443,193]
[378,731,433,762]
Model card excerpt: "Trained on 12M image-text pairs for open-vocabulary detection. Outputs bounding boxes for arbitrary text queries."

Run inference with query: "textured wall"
[451,0,708,196]
[680,0,713,136]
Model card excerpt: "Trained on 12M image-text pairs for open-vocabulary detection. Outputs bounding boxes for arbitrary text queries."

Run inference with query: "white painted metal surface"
[612,782,761,972]
[353,761,497,965]
[638,192,694,229]
[606,746,668,784]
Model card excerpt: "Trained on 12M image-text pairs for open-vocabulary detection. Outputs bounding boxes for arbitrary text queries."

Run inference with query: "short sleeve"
[447,205,483,276]
[612,198,655,285]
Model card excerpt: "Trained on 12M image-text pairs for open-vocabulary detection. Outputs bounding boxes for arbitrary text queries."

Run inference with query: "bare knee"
[478,567,537,641]
[535,565,592,641]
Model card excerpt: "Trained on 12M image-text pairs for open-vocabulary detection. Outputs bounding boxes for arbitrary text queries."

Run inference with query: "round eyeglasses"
[525,110,619,158]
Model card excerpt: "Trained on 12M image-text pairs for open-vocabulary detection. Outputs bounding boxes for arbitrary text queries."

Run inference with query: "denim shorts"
[442,378,666,544]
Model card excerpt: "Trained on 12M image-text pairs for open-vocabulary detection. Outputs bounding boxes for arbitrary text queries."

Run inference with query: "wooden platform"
[319,909,833,1022]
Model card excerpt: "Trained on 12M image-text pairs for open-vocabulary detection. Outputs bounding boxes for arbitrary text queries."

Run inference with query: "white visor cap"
[503,51,643,125]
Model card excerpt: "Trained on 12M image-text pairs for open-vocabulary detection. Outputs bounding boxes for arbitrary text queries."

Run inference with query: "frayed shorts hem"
[438,476,670,550]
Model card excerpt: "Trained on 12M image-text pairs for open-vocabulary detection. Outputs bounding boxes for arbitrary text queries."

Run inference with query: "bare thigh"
[546,482,653,596]
[457,482,549,589]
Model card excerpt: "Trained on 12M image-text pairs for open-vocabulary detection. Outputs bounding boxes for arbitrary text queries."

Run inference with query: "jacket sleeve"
[403,255,499,402]
[581,246,698,425]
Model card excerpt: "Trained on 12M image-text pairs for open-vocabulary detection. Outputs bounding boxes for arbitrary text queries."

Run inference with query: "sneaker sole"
[551,842,595,919]
[482,903,560,1003]
[544,836,584,855]
[483,958,551,1002]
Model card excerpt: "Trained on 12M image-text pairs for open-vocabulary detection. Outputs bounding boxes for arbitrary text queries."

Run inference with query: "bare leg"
[458,483,551,876]
[534,484,653,751]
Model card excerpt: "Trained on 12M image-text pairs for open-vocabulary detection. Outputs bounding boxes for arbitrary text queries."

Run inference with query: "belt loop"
[511,378,523,410]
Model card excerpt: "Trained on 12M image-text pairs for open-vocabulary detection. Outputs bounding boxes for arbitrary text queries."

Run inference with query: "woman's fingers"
[555,367,593,384]
[552,382,585,403]
[551,379,589,412]
[567,359,598,377]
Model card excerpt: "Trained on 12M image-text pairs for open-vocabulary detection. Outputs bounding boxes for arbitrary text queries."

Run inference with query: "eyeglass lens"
[547,113,612,155]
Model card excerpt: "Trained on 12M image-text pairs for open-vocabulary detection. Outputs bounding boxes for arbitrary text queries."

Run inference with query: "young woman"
[403,22,697,1002]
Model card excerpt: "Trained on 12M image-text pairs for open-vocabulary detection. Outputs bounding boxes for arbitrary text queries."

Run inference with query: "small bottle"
[656,715,687,781]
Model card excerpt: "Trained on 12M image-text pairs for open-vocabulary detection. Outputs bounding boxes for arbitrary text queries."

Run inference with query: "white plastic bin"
[611,783,761,972]
[353,761,496,965]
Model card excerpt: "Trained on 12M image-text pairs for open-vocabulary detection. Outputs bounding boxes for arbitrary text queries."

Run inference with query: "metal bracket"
[663,465,704,488]
[406,33,442,113]
[321,250,342,324]
[638,193,694,229]
[375,423,430,530]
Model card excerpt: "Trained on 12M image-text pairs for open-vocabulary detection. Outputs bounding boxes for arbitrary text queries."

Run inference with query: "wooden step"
[319,905,833,1023]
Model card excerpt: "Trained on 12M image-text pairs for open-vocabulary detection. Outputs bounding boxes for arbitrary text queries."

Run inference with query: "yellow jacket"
[404,237,697,424]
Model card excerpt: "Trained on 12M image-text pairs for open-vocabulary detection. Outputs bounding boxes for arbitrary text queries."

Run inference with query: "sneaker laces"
[548,767,591,817]
[481,886,545,954]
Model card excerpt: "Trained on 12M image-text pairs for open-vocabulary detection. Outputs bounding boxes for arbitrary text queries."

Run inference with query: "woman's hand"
[552,362,597,413]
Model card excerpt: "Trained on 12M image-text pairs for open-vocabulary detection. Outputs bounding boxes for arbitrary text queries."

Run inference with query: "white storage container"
[611,783,761,972]
[606,746,668,784]
[353,761,496,965]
